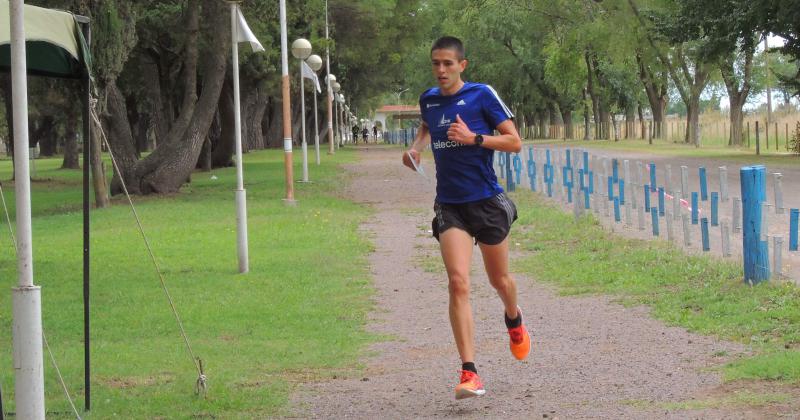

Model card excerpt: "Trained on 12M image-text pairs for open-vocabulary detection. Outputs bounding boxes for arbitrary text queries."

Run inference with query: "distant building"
[374,105,421,131]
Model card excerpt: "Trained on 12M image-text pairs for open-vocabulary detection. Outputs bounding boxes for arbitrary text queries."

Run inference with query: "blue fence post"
[545,150,553,197]
[701,218,710,251]
[619,179,625,205]
[699,167,708,201]
[658,187,665,216]
[741,165,770,284]
[612,158,619,184]
[651,207,660,236]
[691,192,699,225]
[644,185,651,212]
[527,148,537,192]
[607,176,614,201]
[614,197,621,222]
[711,192,719,226]
[499,152,506,179]
[790,209,799,251]
[649,162,657,190]
[513,153,522,185]
[505,152,515,191]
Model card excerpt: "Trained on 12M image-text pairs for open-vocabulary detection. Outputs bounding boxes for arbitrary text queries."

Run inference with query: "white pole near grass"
[10,0,46,416]
[291,38,312,182]
[773,173,784,214]
[229,2,249,273]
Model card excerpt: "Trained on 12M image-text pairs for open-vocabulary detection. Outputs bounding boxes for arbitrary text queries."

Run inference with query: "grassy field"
[0,149,377,417]
[510,191,800,384]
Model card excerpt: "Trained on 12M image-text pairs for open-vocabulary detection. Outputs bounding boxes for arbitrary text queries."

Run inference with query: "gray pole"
[229,2,249,273]
[10,0,46,417]
[313,82,320,164]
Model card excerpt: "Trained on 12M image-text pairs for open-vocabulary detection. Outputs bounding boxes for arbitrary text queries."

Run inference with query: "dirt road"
[289,146,793,419]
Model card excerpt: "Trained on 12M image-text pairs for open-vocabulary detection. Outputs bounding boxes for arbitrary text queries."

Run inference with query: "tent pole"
[76,14,91,413]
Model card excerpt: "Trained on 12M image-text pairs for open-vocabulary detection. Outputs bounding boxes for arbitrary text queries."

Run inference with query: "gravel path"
[288,146,788,419]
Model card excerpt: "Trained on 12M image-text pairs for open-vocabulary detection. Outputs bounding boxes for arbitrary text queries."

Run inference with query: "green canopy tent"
[0,0,93,413]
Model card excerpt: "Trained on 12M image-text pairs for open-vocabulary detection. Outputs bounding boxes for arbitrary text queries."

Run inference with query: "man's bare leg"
[439,228,475,363]
[478,238,519,319]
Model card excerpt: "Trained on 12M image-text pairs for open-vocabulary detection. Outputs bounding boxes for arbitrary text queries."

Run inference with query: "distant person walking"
[362,127,369,144]
[401,36,529,400]
[352,124,360,143]
[373,125,379,142]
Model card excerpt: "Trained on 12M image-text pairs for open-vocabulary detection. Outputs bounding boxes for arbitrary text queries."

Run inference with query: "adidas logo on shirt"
[457,99,466,106]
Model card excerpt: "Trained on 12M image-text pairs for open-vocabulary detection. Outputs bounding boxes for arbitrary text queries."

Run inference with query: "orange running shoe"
[454,370,485,400]
[508,307,531,360]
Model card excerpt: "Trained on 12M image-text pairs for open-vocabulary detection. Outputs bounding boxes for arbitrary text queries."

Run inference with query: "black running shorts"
[432,192,518,245]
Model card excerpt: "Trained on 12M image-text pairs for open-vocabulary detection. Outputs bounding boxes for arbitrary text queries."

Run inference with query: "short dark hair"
[430,36,465,60]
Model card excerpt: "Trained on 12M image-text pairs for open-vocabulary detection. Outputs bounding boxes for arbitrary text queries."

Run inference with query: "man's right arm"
[402,122,431,170]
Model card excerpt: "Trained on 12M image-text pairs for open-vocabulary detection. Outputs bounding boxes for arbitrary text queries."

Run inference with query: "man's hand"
[447,114,476,145]
[402,149,421,170]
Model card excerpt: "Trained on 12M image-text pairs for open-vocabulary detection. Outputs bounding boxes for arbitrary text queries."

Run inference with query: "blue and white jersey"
[419,82,514,203]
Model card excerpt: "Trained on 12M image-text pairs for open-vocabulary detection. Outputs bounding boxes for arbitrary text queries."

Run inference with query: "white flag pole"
[298,56,309,182]
[313,77,320,165]
[10,0,46,417]
[229,2,249,273]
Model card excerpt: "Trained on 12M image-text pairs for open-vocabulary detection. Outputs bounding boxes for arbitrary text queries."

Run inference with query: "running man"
[401,36,530,400]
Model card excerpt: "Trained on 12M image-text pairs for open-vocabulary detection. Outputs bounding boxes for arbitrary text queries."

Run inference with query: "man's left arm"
[447,115,522,153]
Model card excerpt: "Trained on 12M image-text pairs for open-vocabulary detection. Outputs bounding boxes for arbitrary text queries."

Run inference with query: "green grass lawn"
[0,149,377,417]
[510,191,800,384]
[523,137,800,168]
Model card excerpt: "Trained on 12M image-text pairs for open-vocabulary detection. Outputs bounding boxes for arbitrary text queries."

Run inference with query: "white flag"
[236,6,265,52]
[302,61,322,93]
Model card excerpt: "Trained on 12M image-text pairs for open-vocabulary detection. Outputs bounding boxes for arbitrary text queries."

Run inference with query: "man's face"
[431,48,466,92]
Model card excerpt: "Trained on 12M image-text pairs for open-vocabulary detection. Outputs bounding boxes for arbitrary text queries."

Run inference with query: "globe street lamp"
[291,38,312,182]
[306,54,323,165]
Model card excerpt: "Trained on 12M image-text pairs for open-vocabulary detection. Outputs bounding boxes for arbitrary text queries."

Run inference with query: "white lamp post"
[332,81,341,148]
[291,38,312,182]
[306,54,323,164]
[279,0,295,201]
[325,73,336,153]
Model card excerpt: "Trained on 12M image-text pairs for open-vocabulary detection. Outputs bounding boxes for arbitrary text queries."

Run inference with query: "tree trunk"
[583,87,591,140]
[585,51,600,140]
[211,77,235,168]
[685,95,701,146]
[127,0,228,193]
[36,116,57,156]
[637,53,668,139]
[248,89,268,150]
[103,81,140,194]
[61,104,80,169]
[638,103,645,140]
[729,104,744,146]
[90,115,110,208]
[720,49,753,147]
[560,108,573,140]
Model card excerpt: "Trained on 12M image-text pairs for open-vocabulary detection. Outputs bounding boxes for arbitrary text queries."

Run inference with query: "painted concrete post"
[645,185,651,212]
[666,208,674,241]
[711,192,719,226]
[672,189,681,221]
[691,192,699,225]
[651,207,660,236]
[740,165,770,284]
[722,221,731,257]
[699,166,708,201]
[658,187,665,216]
[499,152,506,179]
[733,197,742,233]
[790,209,799,251]
[638,202,645,230]
[682,213,692,246]
[774,236,783,277]
[513,153,522,186]
[505,152,515,192]
[701,218,710,251]
[619,180,625,205]
[614,197,621,222]
[719,166,729,202]
[680,165,689,203]
[773,173,784,215]
[527,147,536,192]
[649,162,657,190]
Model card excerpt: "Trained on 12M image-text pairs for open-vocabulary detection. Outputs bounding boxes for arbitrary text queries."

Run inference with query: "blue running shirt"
[419,82,514,203]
